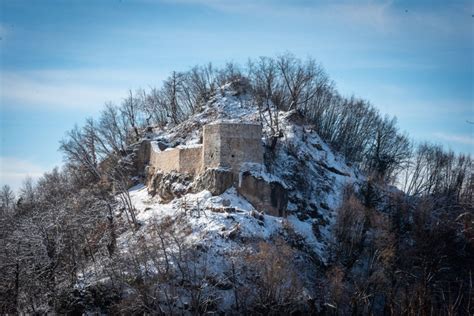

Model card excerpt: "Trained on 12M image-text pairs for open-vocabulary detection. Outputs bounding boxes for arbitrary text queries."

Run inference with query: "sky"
[0,0,473,192]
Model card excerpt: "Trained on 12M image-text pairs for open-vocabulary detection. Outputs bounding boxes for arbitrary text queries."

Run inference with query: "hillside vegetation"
[0,54,472,315]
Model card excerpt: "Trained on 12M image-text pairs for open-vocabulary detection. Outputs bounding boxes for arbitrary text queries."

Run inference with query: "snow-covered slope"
[134,82,362,257]
[84,82,364,312]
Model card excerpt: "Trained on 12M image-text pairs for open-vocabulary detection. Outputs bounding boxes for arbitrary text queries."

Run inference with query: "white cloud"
[161,0,470,38]
[0,157,52,193]
[433,132,474,146]
[159,0,267,12]
[0,69,166,110]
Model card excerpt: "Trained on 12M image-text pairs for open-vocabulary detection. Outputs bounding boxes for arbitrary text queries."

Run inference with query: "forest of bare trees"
[0,54,472,314]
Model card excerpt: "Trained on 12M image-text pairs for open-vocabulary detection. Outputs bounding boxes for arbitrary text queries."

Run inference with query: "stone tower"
[202,122,263,173]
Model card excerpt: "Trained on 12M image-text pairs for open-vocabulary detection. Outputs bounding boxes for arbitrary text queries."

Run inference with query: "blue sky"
[0,0,473,191]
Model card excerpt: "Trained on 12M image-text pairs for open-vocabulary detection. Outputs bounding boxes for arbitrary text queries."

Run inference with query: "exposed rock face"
[146,169,192,202]
[237,171,288,217]
[192,168,234,195]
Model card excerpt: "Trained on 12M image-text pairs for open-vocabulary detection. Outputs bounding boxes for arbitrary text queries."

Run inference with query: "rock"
[222,224,241,240]
[313,142,323,151]
[312,222,322,239]
[155,141,168,151]
[318,161,350,177]
[192,168,234,196]
[147,171,192,202]
[320,202,330,210]
[222,199,231,207]
[211,207,228,213]
[145,165,154,185]
[224,207,236,213]
[195,244,209,252]
[250,210,265,221]
[237,171,288,217]
[285,109,306,125]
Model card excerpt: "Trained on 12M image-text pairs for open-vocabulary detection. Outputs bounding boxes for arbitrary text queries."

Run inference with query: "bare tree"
[98,103,128,154]
[162,71,186,124]
[121,90,144,142]
[248,57,282,147]
[399,142,472,201]
[366,116,411,180]
[276,53,328,112]
[60,123,138,229]
[0,185,15,215]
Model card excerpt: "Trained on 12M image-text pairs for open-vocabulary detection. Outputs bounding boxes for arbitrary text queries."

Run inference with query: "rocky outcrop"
[146,169,192,202]
[237,171,288,217]
[192,168,234,195]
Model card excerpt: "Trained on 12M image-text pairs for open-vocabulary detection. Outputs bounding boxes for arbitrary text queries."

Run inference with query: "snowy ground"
[127,184,308,256]
[126,83,363,266]
[91,82,366,311]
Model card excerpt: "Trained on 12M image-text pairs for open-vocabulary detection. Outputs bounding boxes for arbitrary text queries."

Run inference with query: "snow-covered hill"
[86,82,364,312]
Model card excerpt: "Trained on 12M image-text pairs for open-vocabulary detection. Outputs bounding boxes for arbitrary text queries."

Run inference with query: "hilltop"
[1,55,471,315]
[92,81,363,312]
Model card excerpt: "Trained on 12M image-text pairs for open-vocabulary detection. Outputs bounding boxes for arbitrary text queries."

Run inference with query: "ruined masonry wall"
[150,148,181,173]
[202,124,222,170]
[150,123,263,175]
[179,146,202,174]
[150,145,203,174]
[202,123,263,173]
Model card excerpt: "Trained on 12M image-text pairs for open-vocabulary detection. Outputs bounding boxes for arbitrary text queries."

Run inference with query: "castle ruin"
[149,122,263,175]
[145,122,287,217]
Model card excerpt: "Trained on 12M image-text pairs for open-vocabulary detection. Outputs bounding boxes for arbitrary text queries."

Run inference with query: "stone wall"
[179,146,202,174]
[202,123,263,173]
[133,140,151,175]
[150,148,181,173]
[150,123,263,176]
[202,124,222,170]
[146,122,288,217]
[150,145,203,175]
